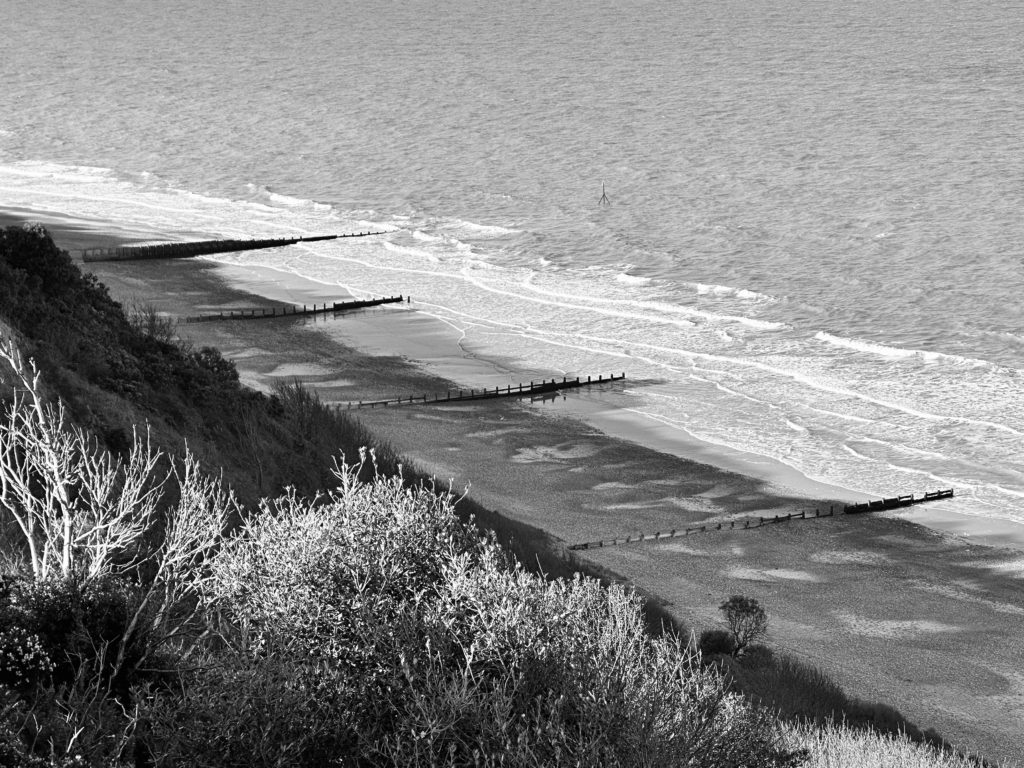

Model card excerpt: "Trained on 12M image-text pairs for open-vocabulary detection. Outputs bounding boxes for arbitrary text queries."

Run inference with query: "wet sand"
[4,211,1023,764]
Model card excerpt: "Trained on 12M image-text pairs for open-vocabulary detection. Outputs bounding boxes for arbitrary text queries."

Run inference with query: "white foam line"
[456,272,736,331]
[502,273,785,330]
[847,437,1024,489]
[841,444,961,487]
[617,407,869,496]
[801,404,876,425]
[851,435,952,462]
[205,261,391,303]
[573,331,1024,437]
[212,253,1024,440]
[0,186,229,221]
[384,287,1024,439]
[410,300,635,362]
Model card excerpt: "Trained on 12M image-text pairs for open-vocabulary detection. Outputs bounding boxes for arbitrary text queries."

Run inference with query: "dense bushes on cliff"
[0,224,391,501]
[0,223,237,402]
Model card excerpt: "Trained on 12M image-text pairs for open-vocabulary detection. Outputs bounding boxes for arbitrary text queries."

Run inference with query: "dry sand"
[4,211,1023,764]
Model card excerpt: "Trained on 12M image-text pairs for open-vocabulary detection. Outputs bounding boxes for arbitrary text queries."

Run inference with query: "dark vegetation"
[0,225,971,766]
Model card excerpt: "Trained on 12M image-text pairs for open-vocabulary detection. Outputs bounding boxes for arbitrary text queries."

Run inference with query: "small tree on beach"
[720,594,768,655]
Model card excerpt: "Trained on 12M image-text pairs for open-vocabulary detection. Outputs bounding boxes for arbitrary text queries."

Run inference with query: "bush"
[785,718,982,768]
[4,575,145,692]
[4,671,136,767]
[156,462,805,767]
[741,643,775,669]
[0,624,53,693]
[699,628,738,658]
[141,651,355,768]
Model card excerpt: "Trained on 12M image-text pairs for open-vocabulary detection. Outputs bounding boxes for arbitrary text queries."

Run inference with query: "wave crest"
[815,332,995,368]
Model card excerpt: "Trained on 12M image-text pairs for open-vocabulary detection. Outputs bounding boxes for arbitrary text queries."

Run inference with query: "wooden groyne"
[342,373,626,410]
[182,296,406,323]
[81,231,386,262]
[567,488,955,551]
[843,488,953,513]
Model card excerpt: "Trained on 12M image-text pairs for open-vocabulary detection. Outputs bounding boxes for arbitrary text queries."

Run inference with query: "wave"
[511,278,787,331]
[0,161,119,184]
[246,183,333,212]
[382,241,439,263]
[692,282,777,302]
[841,444,961,487]
[442,219,519,238]
[815,331,996,369]
[615,272,652,285]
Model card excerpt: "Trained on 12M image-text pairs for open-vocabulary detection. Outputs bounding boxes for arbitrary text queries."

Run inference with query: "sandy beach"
[4,211,1024,763]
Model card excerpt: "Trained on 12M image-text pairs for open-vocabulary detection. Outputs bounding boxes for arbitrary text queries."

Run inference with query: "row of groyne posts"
[182,296,406,323]
[340,373,627,409]
[77,231,411,325]
[567,488,955,551]
[75,232,630,408]
[80,232,386,262]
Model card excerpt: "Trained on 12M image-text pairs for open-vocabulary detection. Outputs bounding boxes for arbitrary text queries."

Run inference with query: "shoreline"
[5,211,1024,762]
[219,260,861,499]
[4,208,1022,551]
[135,256,1024,554]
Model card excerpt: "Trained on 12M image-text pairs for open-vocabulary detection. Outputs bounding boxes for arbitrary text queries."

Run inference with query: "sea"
[2,0,1023,529]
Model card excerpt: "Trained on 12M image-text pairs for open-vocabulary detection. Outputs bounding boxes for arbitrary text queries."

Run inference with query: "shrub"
[8,575,146,692]
[0,624,53,693]
[140,651,356,768]
[785,718,983,768]
[699,628,738,658]
[5,669,136,767]
[124,301,178,346]
[741,643,776,669]
[165,461,805,767]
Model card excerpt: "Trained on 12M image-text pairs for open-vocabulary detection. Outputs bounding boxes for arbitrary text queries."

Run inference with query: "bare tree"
[0,341,165,579]
[719,595,768,654]
[0,338,235,675]
[124,299,179,345]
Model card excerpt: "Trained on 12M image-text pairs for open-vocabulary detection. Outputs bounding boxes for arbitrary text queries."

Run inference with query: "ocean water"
[2,0,1023,526]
